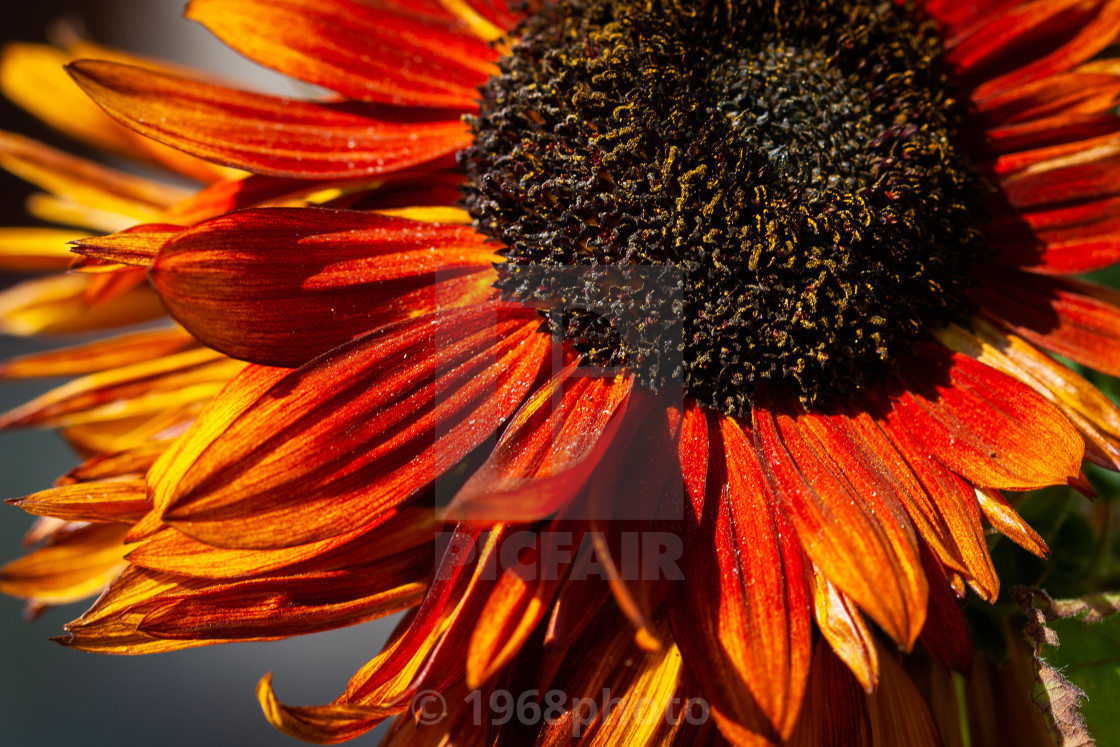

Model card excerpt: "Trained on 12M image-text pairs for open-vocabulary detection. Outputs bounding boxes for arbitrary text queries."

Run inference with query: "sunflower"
[2,0,1120,743]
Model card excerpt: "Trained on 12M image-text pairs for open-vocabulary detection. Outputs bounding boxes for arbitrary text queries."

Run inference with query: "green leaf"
[1045,608,1120,746]
[1017,588,1120,746]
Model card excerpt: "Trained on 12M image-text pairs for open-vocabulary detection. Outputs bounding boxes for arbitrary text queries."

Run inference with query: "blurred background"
[0,2,395,744]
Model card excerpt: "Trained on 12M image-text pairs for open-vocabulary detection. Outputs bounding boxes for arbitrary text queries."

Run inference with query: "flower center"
[461,0,991,413]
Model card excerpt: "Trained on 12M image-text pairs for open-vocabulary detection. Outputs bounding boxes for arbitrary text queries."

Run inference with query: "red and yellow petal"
[67,60,473,179]
[186,0,500,109]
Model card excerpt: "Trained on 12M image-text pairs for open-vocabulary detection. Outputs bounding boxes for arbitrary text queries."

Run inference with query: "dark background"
[0,2,395,745]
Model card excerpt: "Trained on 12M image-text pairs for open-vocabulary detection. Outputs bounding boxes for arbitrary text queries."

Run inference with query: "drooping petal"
[865,648,945,747]
[886,343,1083,491]
[535,615,690,746]
[466,522,577,687]
[67,60,473,179]
[974,487,1049,558]
[161,306,549,548]
[917,547,973,675]
[809,565,879,694]
[150,208,500,366]
[785,640,872,747]
[185,0,499,109]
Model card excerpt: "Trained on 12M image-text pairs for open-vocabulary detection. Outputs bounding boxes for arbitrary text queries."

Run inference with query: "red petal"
[67,60,472,179]
[186,0,498,109]
[785,640,872,747]
[151,208,500,366]
[162,306,548,548]
[887,343,1083,490]
[708,416,813,738]
[678,402,710,522]
[971,0,1120,101]
[753,405,928,648]
[446,366,634,523]
[999,153,1120,209]
[847,391,999,602]
[973,272,1120,377]
[917,546,973,674]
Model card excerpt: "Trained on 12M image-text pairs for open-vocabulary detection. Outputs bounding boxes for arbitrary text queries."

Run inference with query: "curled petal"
[150,208,500,366]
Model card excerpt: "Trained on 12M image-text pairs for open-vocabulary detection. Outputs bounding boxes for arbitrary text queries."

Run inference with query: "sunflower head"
[463,0,993,411]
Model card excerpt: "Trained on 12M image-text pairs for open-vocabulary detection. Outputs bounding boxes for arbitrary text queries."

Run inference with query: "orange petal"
[0,41,236,182]
[0,227,87,271]
[10,480,149,523]
[150,208,500,366]
[0,329,194,380]
[887,343,1083,491]
[809,566,879,694]
[0,347,245,430]
[0,130,188,218]
[465,525,572,687]
[67,60,473,179]
[936,319,1120,472]
[134,548,429,641]
[539,615,689,746]
[59,566,239,654]
[161,306,548,548]
[186,0,498,109]
[670,415,811,741]
[446,366,634,524]
[0,523,129,605]
[0,274,166,336]
[127,507,438,581]
[872,412,1000,603]
[71,223,179,267]
[61,441,170,484]
[753,405,928,648]
[974,487,1049,558]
